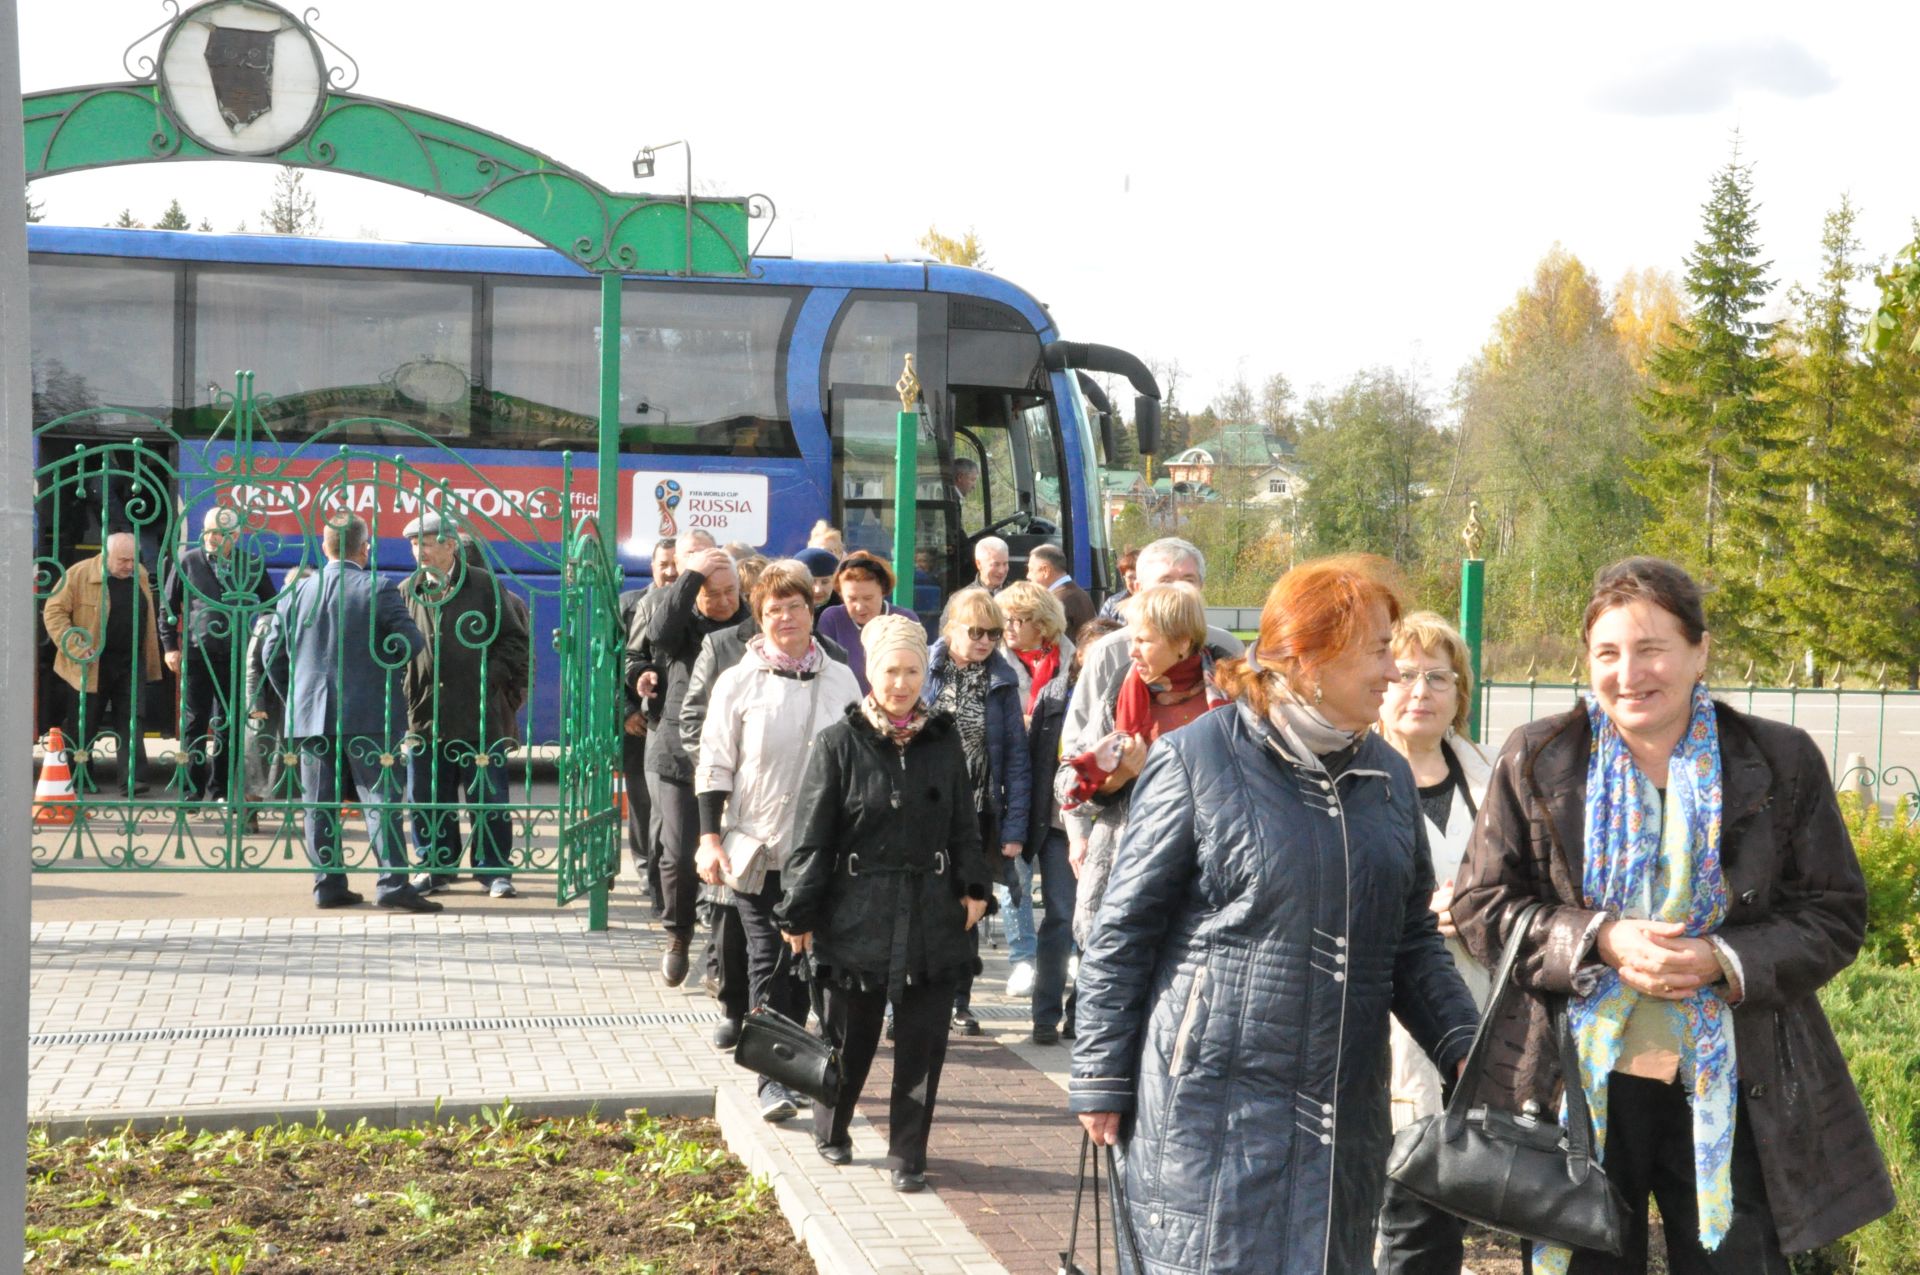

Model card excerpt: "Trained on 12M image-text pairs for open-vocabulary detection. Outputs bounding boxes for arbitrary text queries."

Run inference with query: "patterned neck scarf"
[750,633,824,675]
[1536,682,1735,1273]
[935,655,993,809]
[860,694,930,751]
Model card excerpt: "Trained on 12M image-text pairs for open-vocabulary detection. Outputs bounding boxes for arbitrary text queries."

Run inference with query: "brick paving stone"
[853,1033,1112,1275]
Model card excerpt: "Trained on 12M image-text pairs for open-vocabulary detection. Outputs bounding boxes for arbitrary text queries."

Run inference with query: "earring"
[1313,682,1324,706]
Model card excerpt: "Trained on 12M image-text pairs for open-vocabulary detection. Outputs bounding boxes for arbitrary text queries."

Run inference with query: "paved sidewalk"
[27,875,1085,1273]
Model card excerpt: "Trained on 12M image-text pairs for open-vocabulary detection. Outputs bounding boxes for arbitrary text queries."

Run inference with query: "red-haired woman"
[1069,555,1482,1274]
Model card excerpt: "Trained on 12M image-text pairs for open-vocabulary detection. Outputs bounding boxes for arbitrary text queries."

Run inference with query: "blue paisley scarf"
[1536,682,1737,1273]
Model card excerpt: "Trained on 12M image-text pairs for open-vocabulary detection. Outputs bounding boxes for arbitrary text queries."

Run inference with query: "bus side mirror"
[1134,397,1161,456]
[1099,411,1118,465]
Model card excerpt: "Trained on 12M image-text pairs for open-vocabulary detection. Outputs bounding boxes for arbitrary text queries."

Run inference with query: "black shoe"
[661,938,691,987]
[712,1018,742,1050]
[952,1011,981,1037]
[890,1170,927,1193]
[816,1142,852,1167]
[377,890,444,914]
[1061,1012,1076,1041]
[314,890,364,909]
[1032,1024,1060,1046]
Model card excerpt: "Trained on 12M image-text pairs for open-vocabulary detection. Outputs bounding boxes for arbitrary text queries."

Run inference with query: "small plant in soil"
[24,1108,815,1273]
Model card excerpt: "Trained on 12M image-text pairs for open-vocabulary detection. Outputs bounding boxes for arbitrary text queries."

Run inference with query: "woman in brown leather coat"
[1452,557,1892,1274]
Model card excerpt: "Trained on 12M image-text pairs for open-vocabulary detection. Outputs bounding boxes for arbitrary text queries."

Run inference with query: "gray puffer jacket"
[1069,702,1480,1275]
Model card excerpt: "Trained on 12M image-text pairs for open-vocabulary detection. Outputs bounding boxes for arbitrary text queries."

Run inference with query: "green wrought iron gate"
[31,376,622,922]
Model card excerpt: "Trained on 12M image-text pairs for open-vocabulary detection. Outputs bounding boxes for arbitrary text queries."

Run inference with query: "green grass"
[1799,956,1920,1274]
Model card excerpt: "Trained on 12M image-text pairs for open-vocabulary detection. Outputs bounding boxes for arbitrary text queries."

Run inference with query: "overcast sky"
[18,1,1920,416]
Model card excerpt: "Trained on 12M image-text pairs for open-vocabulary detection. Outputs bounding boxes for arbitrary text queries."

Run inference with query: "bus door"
[948,388,1066,583]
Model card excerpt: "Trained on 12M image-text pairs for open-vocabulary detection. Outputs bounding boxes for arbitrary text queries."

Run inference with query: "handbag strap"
[1443,900,1601,1165]
[1060,1130,1104,1275]
[1443,901,1540,1129]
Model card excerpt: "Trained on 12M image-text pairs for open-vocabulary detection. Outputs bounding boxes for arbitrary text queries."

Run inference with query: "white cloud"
[1594,39,1838,116]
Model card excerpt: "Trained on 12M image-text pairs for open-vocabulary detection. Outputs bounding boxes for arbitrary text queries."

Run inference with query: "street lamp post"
[632,139,694,277]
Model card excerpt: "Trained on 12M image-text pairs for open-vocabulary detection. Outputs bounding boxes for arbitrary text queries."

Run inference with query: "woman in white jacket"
[1372,610,1494,1275]
[695,561,861,1122]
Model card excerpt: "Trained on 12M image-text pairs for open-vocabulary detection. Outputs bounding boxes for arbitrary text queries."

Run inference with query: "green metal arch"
[24,81,750,277]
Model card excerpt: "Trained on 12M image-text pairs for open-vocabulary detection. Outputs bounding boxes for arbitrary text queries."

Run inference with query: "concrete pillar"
[0,0,32,1262]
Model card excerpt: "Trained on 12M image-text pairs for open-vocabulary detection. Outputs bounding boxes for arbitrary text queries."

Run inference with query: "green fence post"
[891,355,920,609]
[589,272,622,934]
[1460,503,1486,741]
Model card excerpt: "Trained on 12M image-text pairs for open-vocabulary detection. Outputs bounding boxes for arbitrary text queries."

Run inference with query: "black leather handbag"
[733,1006,842,1108]
[1385,903,1629,1257]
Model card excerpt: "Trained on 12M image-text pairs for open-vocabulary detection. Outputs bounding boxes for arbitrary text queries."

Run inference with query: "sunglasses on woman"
[966,626,1004,643]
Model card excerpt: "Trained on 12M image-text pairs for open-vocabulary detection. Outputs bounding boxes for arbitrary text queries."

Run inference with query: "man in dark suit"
[264,512,435,912]
[1026,543,1095,637]
[162,506,277,808]
[400,513,531,899]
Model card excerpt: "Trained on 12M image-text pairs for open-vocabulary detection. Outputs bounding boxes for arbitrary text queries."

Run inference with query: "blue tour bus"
[25,225,1157,739]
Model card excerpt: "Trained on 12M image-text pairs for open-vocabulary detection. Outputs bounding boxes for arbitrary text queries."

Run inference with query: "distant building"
[1164,426,1304,497]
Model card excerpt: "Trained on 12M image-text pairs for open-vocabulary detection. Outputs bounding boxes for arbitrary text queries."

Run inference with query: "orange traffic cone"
[34,728,80,825]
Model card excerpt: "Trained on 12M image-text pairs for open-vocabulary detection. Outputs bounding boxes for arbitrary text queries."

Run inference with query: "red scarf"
[1013,642,1062,714]
[1062,650,1228,810]
[1114,650,1209,745]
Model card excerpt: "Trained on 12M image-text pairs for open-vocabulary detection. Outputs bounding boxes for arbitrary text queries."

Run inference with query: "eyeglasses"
[1394,668,1459,691]
[966,627,1004,643]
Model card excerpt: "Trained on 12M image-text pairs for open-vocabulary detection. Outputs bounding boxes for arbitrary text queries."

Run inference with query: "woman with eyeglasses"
[1372,611,1495,1275]
[924,587,1031,1035]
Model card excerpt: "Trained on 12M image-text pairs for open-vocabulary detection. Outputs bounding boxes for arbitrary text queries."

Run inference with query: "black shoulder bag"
[733,1006,841,1108]
[1384,902,1628,1257]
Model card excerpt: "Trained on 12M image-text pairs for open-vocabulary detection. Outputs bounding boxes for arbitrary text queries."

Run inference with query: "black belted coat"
[776,704,993,994]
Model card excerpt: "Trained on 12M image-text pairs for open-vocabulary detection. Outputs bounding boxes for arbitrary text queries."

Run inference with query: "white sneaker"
[489,878,518,899]
[409,872,441,895]
[1007,961,1037,997]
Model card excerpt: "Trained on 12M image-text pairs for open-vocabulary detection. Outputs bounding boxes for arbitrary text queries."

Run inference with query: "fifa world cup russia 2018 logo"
[655,480,682,536]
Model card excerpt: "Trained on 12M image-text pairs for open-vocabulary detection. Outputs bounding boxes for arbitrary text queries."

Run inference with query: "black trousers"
[952,810,996,1016]
[621,731,651,877]
[816,976,957,1173]
[734,871,811,1092]
[702,898,750,1020]
[179,641,235,800]
[653,775,700,938]
[66,661,154,788]
[1564,1072,1787,1275]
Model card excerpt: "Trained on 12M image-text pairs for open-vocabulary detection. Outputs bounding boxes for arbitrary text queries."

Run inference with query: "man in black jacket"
[399,513,531,898]
[618,537,675,901]
[162,507,277,805]
[631,545,747,983]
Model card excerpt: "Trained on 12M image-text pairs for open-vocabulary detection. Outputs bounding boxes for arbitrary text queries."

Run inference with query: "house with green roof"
[1165,425,1304,504]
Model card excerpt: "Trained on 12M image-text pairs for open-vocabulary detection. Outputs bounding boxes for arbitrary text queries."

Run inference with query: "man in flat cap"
[399,511,531,898]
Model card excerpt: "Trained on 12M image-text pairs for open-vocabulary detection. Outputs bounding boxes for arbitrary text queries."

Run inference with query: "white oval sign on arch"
[158,0,327,158]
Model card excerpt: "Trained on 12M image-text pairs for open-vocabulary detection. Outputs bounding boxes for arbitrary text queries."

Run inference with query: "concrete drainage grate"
[32,1009,723,1048]
[32,1002,1032,1048]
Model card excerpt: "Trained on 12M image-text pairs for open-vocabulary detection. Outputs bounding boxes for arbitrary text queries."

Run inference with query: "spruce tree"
[261,166,321,235]
[1635,149,1790,661]
[1772,196,1883,674]
[25,184,42,223]
[154,199,190,230]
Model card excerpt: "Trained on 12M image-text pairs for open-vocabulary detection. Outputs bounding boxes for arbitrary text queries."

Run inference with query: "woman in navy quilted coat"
[1070,556,1481,1274]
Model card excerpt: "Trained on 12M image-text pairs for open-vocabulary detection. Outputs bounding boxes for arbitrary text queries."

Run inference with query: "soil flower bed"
[24,1104,816,1273]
